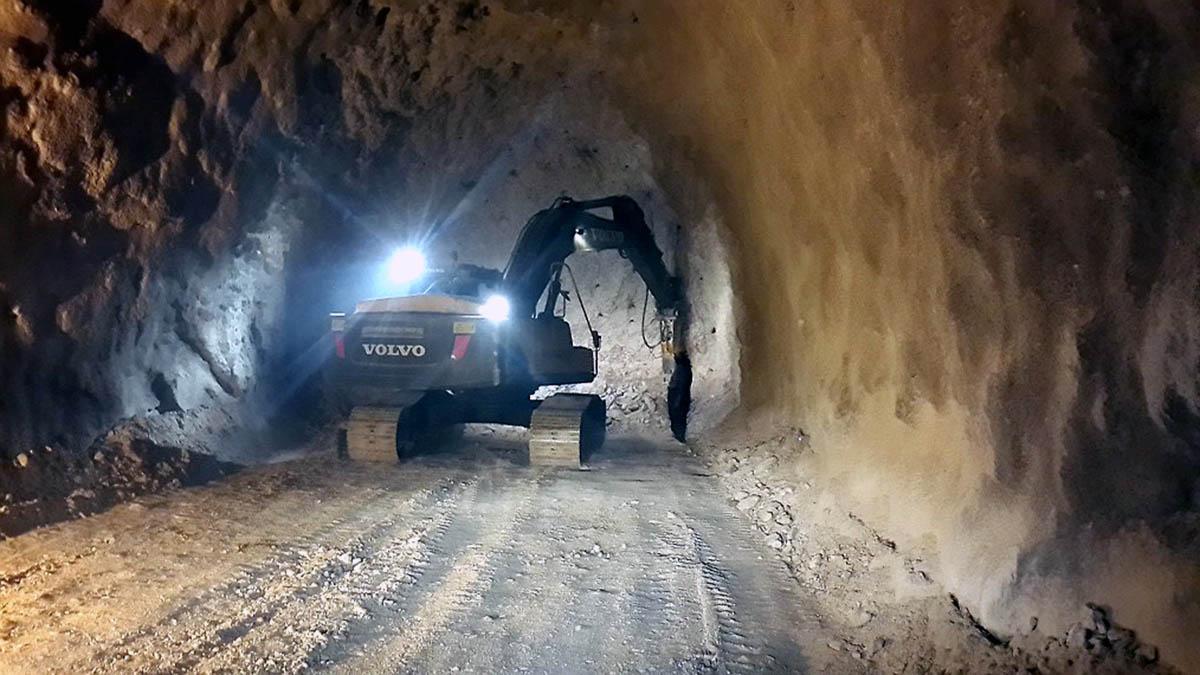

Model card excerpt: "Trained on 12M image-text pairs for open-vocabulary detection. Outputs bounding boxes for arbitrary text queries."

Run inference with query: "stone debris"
[1,414,241,537]
[735,495,760,512]
[700,434,1174,675]
[848,609,874,628]
[1060,604,1161,665]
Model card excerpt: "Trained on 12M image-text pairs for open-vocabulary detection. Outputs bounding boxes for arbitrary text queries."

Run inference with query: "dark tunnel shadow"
[668,353,693,442]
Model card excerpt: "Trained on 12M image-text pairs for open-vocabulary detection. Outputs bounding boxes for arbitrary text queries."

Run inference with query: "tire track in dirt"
[187,479,481,673]
[405,454,777,673]
[414,471,643,673]
[326,472,541,674]
[589,476,703,670]
[672,486,822,673]
[646,512,761,672]
[1,464,398,668]
[683,526,770,674]
[644,467,792,674]
[88,476,471,673]
[2,438,843,674]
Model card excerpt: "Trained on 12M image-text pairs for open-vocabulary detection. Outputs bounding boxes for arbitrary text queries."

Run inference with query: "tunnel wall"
[0,0,299,463]
[588,0,1200,665]
[1,0,1197,667]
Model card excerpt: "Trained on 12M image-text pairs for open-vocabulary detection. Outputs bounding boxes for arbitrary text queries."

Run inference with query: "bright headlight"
[386,247,426,284]
[479,294,510,322]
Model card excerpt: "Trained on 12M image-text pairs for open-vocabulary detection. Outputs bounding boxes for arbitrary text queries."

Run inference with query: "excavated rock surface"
[703,433,1173,674]
[0,408,241,538]
[602,4,1200,667]
[0,0,1198,670]
[0,0,736,518]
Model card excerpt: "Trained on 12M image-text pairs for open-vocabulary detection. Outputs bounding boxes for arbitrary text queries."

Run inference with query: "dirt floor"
[0,429,1177,674]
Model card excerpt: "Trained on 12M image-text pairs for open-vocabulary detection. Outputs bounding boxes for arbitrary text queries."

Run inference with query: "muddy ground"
[0,429,1173,674]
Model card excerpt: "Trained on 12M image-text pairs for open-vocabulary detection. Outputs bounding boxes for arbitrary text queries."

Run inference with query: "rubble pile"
[702,434,1177,674]
[0,407,241,537]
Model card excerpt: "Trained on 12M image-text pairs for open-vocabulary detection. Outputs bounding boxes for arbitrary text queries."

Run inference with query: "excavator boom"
[502,195,680,319]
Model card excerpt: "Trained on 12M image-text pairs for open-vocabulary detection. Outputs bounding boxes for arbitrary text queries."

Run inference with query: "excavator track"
[342,406,405,462]
[341,393,427,462]
[528,393,606,468]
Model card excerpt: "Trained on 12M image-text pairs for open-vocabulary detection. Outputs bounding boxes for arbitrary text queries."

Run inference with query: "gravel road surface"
[0,432,855,673]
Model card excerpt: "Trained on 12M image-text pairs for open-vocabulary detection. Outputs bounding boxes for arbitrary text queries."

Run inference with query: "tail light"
[330,313,346,359]
[451,334,471,360]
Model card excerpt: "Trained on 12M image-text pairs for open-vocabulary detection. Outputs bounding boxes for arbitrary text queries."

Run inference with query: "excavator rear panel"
[335,308,502,406]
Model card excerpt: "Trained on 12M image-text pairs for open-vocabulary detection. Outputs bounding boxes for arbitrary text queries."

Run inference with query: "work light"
[480,294,510,322]
[385,247,427,285]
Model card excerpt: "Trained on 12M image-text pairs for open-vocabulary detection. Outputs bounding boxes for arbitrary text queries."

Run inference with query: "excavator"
[327,195,683,467]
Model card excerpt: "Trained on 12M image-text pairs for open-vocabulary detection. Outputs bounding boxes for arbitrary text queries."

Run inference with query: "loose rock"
[736,495,760,511]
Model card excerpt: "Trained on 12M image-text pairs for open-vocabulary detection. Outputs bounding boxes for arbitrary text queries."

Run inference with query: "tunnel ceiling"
[1,0,1198,667]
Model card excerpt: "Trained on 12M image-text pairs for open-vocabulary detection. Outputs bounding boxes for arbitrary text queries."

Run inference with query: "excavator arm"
[502,195,680,319]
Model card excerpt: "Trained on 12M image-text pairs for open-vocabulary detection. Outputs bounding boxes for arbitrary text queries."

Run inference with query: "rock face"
[0,0,294,460]
[606,4,1200,667]
[613,3,1200,667]
[0,0,1198,668]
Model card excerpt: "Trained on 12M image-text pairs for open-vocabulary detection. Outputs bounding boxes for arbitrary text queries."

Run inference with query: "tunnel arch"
[0,0,1197,667]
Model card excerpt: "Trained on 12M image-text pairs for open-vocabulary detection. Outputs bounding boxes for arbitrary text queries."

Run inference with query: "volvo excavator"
[327,195,683,467]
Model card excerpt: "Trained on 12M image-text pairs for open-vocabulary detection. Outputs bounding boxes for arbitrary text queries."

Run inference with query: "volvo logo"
[362,343,426,357]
